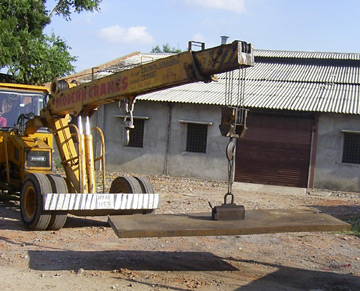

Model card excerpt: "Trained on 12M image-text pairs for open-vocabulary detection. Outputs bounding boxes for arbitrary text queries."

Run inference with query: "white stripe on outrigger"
[43,193,160,211]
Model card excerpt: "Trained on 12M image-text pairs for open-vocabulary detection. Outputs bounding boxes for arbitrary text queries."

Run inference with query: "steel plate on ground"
[108,209,351,238]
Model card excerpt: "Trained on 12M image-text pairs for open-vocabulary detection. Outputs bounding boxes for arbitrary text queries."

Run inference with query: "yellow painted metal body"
[47,114,82,193]
[84,133,96,193]
[0,82,50,92]
[0,126,53,191]
[47,41,254,116]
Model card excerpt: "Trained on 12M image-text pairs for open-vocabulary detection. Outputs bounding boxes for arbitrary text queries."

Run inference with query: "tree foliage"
[7,33,76,85]
[0,0,102,85]
[49,0,102,20]
[151,43,182,54]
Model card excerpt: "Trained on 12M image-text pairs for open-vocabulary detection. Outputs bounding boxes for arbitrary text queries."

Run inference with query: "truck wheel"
[20,173,52,230]
[134,176,154,193]
[109,176,148,215]
[134,176,155,214]
[46,174,68,230]
[109,175,142,194]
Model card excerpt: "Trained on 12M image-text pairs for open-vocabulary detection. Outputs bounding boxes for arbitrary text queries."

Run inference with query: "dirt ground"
[0,175,359,291]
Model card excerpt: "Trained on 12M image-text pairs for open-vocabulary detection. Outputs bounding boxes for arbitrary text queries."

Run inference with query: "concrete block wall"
[314,113,360,192]
[93,101,229,181]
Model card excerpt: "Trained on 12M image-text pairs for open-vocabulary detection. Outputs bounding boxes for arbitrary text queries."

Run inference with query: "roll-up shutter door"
[235,114,313,188]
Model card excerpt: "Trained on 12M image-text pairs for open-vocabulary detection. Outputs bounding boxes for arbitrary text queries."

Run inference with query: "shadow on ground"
[309,204,360,220]
[27,250,360,290]
[0,201,109,230]
[231,259,360,291]
[28,249,237,272]
[0,196,23,230]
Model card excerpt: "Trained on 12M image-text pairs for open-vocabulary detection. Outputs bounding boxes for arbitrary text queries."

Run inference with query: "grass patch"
[345,216,360,237]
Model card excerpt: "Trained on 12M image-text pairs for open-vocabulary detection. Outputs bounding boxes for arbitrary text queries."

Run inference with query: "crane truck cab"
[0,83,47,127]
[0,83,54,191]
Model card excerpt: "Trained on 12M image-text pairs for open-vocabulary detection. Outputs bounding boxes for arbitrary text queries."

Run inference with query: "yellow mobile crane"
[0,41,350,236]
[0,41,254,231]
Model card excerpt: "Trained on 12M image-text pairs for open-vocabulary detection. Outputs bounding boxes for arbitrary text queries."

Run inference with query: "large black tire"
[46,174,68,230]
[20,173,52,230]
[109,175,151,215]
[109,175,142,194]
[134,176,156,214]
[134,176,155,194]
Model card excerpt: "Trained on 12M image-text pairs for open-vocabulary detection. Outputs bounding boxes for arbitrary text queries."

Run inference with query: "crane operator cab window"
[0,88,45,129]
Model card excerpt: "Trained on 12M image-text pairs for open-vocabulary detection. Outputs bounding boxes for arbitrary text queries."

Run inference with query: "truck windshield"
[0,89,45,128]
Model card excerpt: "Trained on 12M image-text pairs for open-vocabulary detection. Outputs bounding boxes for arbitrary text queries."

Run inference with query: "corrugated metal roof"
[138,80,360,114]
[138,49,360,115]
[255,49,360,60]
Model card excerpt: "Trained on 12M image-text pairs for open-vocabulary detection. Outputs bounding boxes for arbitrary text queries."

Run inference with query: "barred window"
[186,123,208,153]
[342,132,360,164]
[127,119,144,148]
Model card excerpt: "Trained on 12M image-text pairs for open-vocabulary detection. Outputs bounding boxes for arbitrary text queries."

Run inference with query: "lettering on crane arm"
[56,77,128,109]
[55,55,182,109]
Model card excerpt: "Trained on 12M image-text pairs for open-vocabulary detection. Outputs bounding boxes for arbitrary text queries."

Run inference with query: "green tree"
[6,33,76,85]
[151,43,182,53]
[49,0,102,20]
[0,0,102,85]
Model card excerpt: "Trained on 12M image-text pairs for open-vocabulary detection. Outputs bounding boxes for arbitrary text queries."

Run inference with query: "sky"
[44,0,360,72]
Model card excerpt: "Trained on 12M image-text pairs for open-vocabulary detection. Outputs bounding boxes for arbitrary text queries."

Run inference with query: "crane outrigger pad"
[108,209,351,238]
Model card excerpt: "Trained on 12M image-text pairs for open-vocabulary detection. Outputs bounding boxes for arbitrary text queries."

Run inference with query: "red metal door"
[235,114,313,188]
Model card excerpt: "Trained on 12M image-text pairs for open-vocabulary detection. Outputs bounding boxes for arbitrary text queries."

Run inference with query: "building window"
[342,132,360,164]
[186,123,208,153]
[127,119,145,148]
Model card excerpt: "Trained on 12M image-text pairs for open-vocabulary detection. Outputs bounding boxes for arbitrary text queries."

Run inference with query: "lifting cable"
[224,66,248,203]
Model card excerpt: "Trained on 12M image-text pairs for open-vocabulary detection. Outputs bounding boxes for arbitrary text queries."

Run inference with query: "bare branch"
[49,0,65,18]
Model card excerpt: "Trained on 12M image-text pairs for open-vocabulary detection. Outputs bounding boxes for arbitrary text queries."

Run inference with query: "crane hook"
[123,98,135,146]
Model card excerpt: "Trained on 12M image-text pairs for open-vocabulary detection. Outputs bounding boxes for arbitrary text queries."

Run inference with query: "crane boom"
[47,41,254,117]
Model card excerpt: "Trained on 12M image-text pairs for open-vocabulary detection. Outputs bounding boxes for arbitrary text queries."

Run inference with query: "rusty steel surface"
[108,209,351,239]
